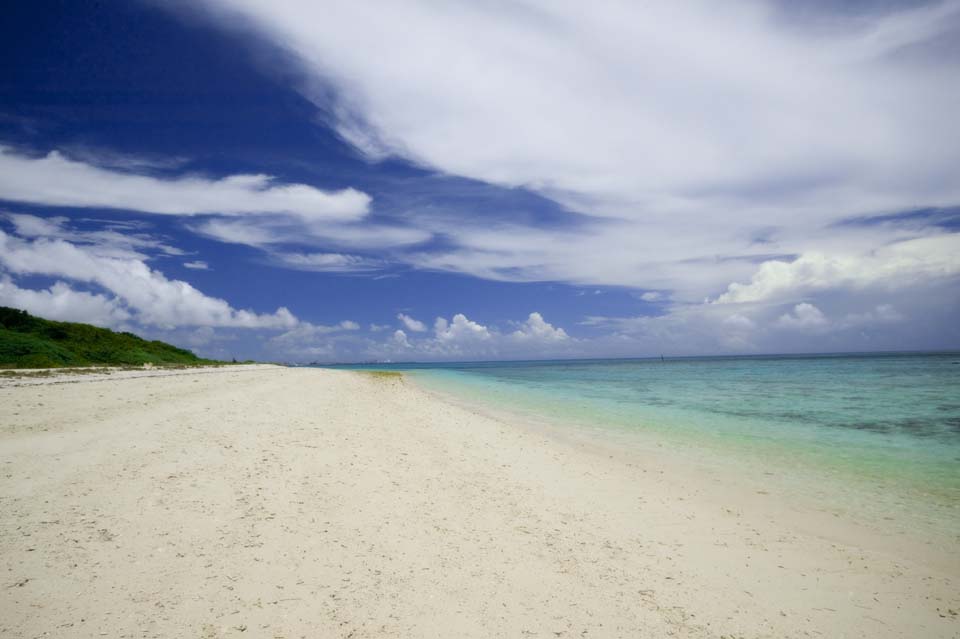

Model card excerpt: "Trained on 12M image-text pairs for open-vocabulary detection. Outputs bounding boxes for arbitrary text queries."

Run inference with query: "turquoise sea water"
[327,353,960,530]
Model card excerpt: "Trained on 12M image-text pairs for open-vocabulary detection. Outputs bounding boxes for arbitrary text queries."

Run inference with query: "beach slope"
[1,367,955,637]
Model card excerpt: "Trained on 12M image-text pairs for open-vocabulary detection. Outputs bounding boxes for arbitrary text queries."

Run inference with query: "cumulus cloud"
[258,291,953,362]
[391,329,411,349]
[0,277,131,327]
[397,312,427,332]
[0,229,297,329]
[722,313,756,331]
[434,313,491,344]
[776,303,829,330]
[267,319,361,355]
[583,272,957,356]
[716,235,960,303]
[369,311,575,361]
[0,145,370,222]
[264,311,576,363]
[839,304,904,329]
[510,312,569,342]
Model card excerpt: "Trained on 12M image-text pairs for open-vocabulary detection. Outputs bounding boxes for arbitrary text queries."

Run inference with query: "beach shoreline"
[1,366,956,637]
[408,371,960,567]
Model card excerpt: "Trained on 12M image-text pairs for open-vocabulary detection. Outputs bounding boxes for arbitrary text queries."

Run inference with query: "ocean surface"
[325,353,960,532]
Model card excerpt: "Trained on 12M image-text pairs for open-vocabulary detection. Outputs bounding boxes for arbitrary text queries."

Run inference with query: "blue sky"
[1,0,958,362]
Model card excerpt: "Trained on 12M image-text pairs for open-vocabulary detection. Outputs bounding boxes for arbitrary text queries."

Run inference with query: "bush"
[0,307,219,368]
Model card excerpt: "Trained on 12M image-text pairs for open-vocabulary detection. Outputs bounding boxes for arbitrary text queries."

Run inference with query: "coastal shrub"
[0,306,218,368]
[0,329,84,366]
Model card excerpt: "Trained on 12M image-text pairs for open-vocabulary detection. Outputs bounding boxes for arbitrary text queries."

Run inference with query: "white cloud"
[189,216,430,250]
[4,212,183,258]
[722,313,756,331]
[188,218,276,247]
[510,312,569,342]
[265,318,367,360]
[13,0,960,314]
[195,0,960,211]
[273,251,381,272]
[0,146,370,222]
[55,145,190,172]
[776,303,829,330]
[582,303,767,354]
[715,235,960,304]
[265,312,559,362]
[261,310,577,362]
[0,277,131,327]
[581,268,959,356]
[7,3,957,361]
[434,313,491,343]
[374,311,574,361]
[6,213,68,238]
[837,303,905,330]
[177,0,960,301]
[268,319,360,351]
[397,312,427,332]
[0,229,297,329]
[391,329,411,349]
[183,260,209,270]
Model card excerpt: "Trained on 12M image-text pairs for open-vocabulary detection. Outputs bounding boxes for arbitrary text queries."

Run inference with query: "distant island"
[0,306,216,368]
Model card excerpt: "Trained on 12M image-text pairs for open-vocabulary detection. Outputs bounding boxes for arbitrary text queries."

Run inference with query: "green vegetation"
[0,307,219,368]
[362,370,404,381]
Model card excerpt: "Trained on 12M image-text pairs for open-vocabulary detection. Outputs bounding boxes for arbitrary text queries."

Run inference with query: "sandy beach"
[1,366,956,638]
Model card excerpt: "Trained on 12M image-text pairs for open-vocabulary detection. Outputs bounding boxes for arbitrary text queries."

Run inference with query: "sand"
[0,366,956,638]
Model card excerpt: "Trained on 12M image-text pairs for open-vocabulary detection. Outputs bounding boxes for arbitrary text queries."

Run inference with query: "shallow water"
[327,353,960,533]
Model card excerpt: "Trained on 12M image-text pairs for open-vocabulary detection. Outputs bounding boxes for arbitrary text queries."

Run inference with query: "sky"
[1,0,959,362]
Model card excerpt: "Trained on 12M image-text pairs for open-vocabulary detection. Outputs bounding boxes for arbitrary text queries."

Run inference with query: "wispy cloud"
[178,0,960,303]
[4,212,184,258]
[188,216,430,250]
[271,251,381,273]
[0,145,370,222]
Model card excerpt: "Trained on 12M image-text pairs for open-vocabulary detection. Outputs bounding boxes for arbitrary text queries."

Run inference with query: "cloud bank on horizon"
[0,0,958,361]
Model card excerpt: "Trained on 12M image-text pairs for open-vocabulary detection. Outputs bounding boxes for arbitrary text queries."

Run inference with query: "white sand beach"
[1,366,956,638]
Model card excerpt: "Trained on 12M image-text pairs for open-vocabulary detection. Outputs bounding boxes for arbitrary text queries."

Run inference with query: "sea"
[324,353,960,537]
